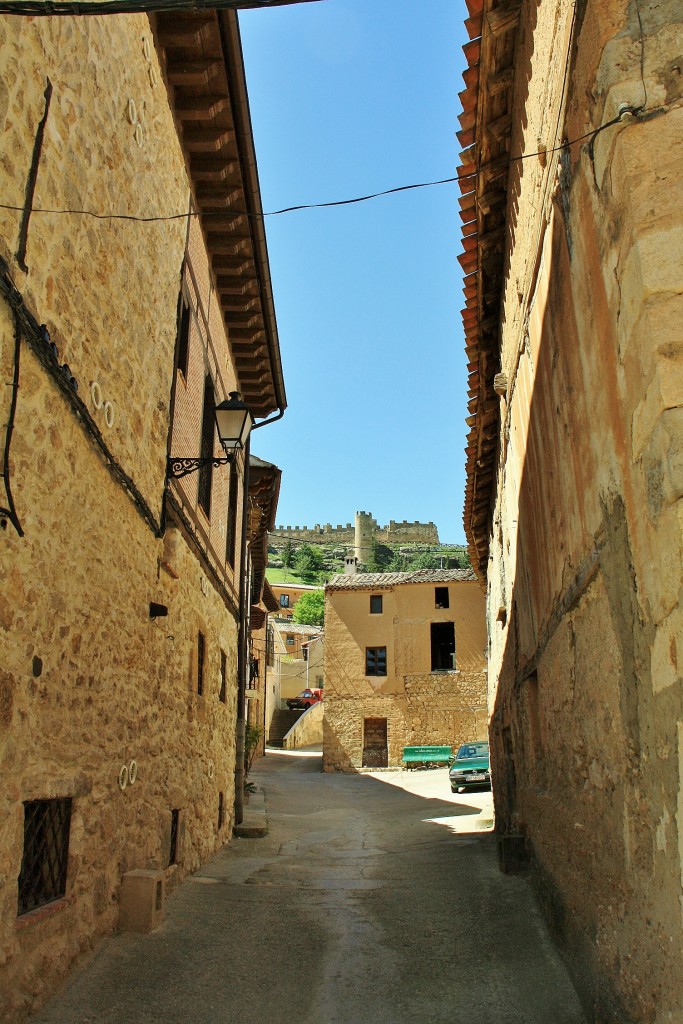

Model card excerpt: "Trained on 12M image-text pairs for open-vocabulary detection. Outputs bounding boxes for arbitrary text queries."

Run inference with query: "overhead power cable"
[0,0,321,15]
[0,109,638,228]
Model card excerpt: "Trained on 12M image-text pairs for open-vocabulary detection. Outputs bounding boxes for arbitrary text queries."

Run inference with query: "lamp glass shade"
[214,392,253,451]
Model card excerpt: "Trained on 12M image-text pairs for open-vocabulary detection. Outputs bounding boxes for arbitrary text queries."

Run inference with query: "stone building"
[323,570,487,771]
[0,10,284,1020]
[459,0,683,1020]
[270,580,322,621]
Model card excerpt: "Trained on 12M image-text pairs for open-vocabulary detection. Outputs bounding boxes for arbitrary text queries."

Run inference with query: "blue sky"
[239,1,468,544]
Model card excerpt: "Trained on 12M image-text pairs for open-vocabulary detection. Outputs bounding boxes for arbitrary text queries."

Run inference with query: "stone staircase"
[268,709,303,748]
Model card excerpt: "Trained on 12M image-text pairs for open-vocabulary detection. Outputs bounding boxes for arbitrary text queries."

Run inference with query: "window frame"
[365,646,387,676]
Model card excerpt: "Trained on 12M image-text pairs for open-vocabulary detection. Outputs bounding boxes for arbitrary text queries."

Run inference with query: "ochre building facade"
[0,11,284,1020]
[460,1,683,1021]
[323,570,487,771]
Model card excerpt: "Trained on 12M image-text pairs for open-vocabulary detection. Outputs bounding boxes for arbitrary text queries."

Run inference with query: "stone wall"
[323,671,487,771]
[0,15,246,1020]
[482,1,683,1020]
[322,578,487,771]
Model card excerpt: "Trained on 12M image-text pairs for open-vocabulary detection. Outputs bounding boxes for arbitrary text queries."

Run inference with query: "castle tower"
[355,510,375,564]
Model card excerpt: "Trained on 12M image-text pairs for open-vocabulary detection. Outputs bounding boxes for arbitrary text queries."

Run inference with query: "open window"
[435,586,449,609]
[431,622,455,671]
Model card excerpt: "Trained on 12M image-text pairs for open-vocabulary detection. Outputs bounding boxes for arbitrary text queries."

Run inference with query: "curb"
[233,787,267,839]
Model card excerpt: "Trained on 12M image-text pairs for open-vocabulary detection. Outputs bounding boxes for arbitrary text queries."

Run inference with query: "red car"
[286,688,323,711]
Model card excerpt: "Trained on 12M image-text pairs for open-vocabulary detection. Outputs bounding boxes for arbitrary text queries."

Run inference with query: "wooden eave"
[153,10,286,420]
[457,0,521,581]
[247,456,281,607]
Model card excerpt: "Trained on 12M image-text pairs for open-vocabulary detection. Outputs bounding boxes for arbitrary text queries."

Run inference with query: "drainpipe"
[234,405,285,824]
[234,436,251,826]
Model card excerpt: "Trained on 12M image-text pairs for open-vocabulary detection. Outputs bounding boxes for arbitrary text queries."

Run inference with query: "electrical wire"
[0,116,634,228]
[0,0,318,14]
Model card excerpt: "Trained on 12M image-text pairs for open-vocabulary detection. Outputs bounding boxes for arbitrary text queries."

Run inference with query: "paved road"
[32,748,586,1024]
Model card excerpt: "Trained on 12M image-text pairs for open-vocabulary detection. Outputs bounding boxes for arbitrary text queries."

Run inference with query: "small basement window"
[197,632,206,696]
[18,798,72,916]
[219,649,227,703]
[435,587,449,609]
[370,594,383,614]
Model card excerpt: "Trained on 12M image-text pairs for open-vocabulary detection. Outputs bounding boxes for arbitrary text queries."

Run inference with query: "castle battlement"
[270,512,439,548]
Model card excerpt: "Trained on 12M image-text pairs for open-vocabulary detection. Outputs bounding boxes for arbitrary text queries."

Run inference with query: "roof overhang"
[458,0,521,580]
[153,9,286,419]
[247,455,282,606]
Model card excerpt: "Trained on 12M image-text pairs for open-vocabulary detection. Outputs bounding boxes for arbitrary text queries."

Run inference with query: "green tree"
[294,543,325,582]
[281,539,294,568]
[407,550,440,571]
[292,589,325,627]
[365,540,394,572]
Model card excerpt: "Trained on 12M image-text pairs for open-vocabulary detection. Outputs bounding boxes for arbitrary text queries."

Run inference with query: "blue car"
[449,741,491,792]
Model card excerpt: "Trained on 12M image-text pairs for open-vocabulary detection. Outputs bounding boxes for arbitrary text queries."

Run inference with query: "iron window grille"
[18,797,72,916]
[219,649,227,703]
[197,631,205,696]
[370,594,383,614]
[169,809,180,866]
[366,647,387,676]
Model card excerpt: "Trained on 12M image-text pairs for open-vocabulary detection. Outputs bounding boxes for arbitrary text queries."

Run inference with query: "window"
[197,631,205,695]
[280,594,289,608]
[17,798,72,916]
[316,676,323,688]
[370,594,383,614]
[431,622,455,671]
[176,293,191,377]
[169,809,180,866]
[266,625,274,667]
[286,635,295,647]
[219,649,227,703]
[225,460,238,568]
[197,376,215,517]
[217,792,224,831]
[435,587,450,609]
[366,647,387,676]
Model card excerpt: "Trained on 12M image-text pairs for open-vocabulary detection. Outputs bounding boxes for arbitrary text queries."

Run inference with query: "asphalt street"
[31,748,587,1024]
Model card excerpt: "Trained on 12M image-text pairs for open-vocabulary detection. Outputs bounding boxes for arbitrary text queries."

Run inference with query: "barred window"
[18,798,72,916]
[366,647,387,676]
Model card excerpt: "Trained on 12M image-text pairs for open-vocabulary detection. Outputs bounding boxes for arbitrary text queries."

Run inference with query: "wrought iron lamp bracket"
[167,453,234,480]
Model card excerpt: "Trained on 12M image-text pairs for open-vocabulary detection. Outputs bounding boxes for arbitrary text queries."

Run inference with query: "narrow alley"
[31,750,586,1024]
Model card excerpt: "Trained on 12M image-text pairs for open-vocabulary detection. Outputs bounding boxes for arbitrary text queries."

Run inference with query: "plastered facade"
[323,575,487,771]
[0,13,267,1020]
[471,1,683,1020]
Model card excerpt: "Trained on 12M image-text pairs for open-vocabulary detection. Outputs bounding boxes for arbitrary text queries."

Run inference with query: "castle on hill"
[269,511,439,561]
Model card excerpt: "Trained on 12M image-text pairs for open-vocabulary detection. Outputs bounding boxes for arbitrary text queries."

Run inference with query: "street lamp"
[167,391,253,479]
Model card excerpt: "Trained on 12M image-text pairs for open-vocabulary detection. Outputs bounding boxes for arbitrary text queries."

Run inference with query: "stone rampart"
[270,516,439,547]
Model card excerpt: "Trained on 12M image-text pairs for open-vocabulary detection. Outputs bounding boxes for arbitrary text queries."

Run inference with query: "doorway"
[362,717,388,768]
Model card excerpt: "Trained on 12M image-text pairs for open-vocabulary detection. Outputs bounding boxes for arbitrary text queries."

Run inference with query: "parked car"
[449,741,491,792]
[286,688,323,711]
